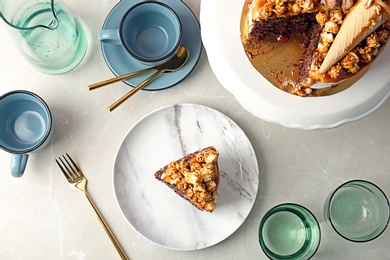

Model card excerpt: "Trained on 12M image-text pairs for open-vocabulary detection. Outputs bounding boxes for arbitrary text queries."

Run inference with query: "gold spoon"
[89,46,189,111]
[89,46,189,90]
[108,47,189,111]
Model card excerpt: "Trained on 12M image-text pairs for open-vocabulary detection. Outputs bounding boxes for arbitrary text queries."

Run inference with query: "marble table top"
[1,0,390,259]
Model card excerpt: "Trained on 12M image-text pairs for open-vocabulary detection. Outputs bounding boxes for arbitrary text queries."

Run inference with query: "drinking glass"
[325,180,390,242]
[259,203,321,260]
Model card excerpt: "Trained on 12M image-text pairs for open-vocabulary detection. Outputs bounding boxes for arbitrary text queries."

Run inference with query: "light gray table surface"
[1,0,389,259]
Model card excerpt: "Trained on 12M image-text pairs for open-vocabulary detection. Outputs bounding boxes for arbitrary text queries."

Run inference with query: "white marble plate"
[200,0,390,130]
[113,104,259,250]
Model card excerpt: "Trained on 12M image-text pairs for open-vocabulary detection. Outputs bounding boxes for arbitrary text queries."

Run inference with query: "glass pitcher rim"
[0,0,59,30]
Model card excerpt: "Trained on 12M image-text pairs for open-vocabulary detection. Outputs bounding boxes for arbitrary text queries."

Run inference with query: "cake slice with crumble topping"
[154,146,220,213]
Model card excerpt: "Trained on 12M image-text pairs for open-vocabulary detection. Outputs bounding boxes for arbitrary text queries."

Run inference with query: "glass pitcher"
[0,0,88,74]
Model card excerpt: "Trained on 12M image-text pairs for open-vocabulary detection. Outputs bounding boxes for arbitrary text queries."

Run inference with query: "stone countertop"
[0,0,389,259]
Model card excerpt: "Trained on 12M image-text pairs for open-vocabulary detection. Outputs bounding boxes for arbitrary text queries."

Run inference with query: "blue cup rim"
[0,90,53,154]
[118,0,182,63]
[326,179,390,243]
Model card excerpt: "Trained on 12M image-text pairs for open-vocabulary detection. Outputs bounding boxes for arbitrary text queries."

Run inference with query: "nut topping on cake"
[241,0,390,96]
[155,147,220,213]
[319,0,390,73]
[324,0,354,10]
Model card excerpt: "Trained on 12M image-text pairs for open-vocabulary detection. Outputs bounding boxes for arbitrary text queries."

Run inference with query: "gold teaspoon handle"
[88,67,154,90]
[108,70,163,111]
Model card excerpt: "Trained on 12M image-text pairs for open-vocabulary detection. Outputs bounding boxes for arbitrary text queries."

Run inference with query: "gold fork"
[56,153,129,260]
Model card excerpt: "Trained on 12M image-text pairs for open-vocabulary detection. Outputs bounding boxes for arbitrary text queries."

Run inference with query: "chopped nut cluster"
[336,27,387,76]
[315,10,344,54]
[254,0,321,19]
[160,147,219,212]
[309,10,390,83]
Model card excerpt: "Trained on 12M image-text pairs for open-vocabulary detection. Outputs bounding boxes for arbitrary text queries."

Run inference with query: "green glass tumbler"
[259,203,321,260]
[325,180,390,242]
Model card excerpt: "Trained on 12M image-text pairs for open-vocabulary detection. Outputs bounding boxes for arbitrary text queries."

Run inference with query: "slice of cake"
[241,0,390,96]
[154,146,220,213]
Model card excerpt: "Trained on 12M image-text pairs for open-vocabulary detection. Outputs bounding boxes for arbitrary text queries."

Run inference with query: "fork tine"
[60,155,78,180]
[55,154,83,182]
[61,156,75,178]
[55,158,71,181]
[65,153,82,175]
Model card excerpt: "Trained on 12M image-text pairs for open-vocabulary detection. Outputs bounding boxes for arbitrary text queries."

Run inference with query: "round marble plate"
[113,104,259,250]
[101,0,201,91]
[200,0,390,130]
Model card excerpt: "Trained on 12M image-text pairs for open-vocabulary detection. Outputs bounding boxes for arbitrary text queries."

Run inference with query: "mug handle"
[98,29,122,45]
[11,154,29,178]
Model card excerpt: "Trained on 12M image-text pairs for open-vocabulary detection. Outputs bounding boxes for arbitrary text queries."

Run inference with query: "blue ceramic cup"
[0,90,53,177]
[98,1,182,66]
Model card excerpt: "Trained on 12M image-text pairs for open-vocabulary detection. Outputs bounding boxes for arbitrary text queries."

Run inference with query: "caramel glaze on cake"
[154,146,220,213]
[241,0,390,96]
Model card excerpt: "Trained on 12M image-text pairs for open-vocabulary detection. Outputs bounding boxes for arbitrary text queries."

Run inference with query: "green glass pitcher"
[0,0,88,74]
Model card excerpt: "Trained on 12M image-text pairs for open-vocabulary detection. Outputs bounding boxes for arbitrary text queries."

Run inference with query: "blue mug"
[98,1,182,66]
[0,90,53,177]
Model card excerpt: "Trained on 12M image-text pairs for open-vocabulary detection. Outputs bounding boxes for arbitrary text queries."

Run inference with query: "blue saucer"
[101,0,201,90]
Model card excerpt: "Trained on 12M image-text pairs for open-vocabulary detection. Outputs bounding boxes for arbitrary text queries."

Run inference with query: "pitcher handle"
[11,154,29,178]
